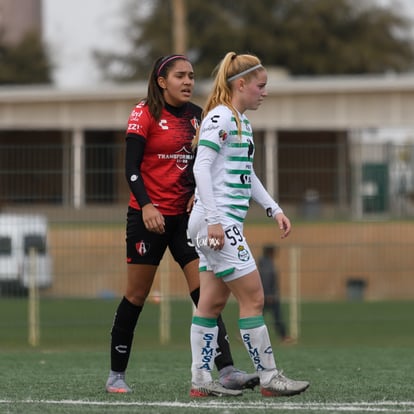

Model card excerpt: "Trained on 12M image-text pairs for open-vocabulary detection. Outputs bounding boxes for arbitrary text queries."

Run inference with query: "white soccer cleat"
[105,372,132,393]
[260,370,309,397]
[190,380,243,397]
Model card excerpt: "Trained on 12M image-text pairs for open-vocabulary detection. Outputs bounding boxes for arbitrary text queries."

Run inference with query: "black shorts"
[126,206,199,268]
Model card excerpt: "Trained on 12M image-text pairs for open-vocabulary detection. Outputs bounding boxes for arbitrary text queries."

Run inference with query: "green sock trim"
[192,316,217,328]
[238,315,265,329]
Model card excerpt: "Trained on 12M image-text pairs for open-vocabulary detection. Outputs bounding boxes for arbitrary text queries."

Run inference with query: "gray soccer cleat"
[219,366,260,390]
[260,370,309,397]
[190,380,243,397]
[105,372,132,393]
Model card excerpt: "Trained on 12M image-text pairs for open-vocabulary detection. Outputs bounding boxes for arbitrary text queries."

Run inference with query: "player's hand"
[186,194,195,214]
[142,204,165,234]
[207,223,224,250]
[275,213,291,239]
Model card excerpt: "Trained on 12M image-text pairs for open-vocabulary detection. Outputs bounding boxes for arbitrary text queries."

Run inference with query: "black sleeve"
[125,134,152,208]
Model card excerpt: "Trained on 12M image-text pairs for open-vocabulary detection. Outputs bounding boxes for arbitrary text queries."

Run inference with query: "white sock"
[239,316,277,385]
[190,317,218,386]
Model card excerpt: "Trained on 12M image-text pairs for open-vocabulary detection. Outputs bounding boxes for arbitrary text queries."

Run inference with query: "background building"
[1,75,414,300]
[0,0,42,45]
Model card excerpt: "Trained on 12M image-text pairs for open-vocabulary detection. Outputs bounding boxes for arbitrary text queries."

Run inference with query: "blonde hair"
[193,52,263,149]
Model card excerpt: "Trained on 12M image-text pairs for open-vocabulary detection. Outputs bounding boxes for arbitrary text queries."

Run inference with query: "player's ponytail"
[202,52,263,138]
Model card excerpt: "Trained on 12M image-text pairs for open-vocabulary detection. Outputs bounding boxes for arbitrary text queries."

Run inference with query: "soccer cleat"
[105,372,132,393]
[219,366,260,390]
[260,370,309,397]
[190,380,243,397]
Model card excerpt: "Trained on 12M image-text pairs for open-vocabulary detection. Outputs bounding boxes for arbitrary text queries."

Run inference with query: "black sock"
[190,288,233,371]
[110,296,142,372]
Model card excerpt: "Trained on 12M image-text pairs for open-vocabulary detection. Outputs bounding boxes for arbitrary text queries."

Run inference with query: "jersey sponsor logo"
[130,109,143,121]
[159,119,168,130]
[157,146,194,170]
[127,123,142,132]
[210,114,220,123]
[136,240,150,256]
[201,124,219,134]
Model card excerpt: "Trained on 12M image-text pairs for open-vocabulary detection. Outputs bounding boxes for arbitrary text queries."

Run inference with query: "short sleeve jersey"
[126,101,201,215]
[195,104,255,223]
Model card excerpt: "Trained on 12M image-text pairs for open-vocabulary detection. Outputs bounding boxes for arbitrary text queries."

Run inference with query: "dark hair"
[146,55,189,120]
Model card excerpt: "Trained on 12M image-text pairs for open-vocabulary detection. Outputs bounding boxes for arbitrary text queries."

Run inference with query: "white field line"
[0,400,414,412]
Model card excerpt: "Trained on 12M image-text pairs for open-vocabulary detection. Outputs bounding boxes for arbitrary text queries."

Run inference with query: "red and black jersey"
[125,100,201,215]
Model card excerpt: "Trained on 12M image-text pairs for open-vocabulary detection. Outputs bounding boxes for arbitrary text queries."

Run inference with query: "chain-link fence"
[1,139,414,300]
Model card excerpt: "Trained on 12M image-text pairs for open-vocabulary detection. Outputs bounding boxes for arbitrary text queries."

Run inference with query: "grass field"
[0,298,413,413]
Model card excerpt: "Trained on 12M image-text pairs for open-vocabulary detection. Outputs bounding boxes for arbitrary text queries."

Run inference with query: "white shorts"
[188,208,257,282]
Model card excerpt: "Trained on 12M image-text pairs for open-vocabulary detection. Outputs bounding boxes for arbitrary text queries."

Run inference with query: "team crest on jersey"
[136,240,150,256]
[237,245,250,262]
[190,117,199,130]
[243,119,251,131]
[176,146,193,170]
[218,129,228,142]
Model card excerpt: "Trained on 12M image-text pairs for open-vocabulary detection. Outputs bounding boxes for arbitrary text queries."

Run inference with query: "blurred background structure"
[0,0,41,46]
[1,0,414,304]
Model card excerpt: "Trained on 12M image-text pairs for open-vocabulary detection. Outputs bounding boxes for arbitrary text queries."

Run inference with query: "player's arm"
[250,170,282,216]
[125,134,165,233]
[193,145,220,223]
[250,171,291,238]
[125,134,151,207]
[194,135,225,250]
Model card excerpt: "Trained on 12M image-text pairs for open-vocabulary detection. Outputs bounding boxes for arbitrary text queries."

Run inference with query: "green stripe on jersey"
[226,212,245,223]
[229,130,253,138]
[229,204,249,211]
[228,194,251,200]
[227,156,252,162]
[227,142,251,148]
[226,182,251,189]
[226,169,251,175]
[198,139,220,152]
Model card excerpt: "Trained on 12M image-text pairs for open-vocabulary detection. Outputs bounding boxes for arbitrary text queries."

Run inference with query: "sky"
[42,0,414,89]
[42,0,129,88]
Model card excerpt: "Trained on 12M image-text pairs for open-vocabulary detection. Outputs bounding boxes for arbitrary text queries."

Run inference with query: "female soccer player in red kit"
[105,54,258,395]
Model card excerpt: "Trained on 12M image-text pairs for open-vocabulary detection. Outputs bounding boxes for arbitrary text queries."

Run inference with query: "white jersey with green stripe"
[195,104,255,224]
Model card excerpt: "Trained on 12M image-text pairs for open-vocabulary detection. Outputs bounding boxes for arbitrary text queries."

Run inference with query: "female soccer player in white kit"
[188,52,310,397]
